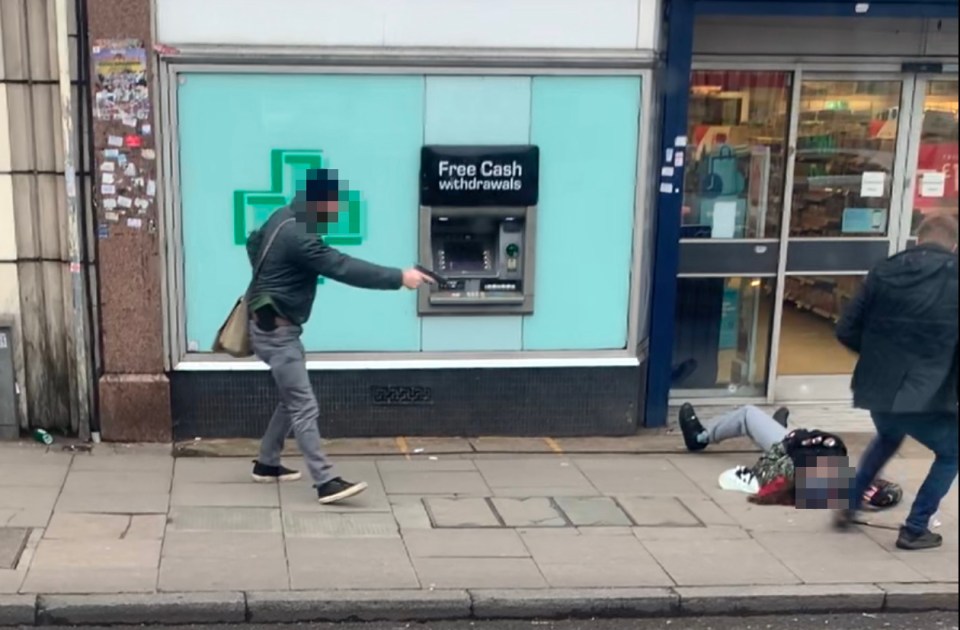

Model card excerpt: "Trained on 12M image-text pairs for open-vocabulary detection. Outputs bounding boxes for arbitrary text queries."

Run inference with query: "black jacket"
[245,204,403,326]
[837,243,958,414]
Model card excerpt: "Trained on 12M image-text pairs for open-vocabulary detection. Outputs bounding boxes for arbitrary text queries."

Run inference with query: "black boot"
[679,403,708,452]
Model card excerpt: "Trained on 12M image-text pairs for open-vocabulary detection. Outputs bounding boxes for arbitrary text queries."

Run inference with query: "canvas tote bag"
[212,217,294,357]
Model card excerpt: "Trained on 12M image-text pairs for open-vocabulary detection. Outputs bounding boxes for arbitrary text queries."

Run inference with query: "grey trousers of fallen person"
[705,405,788,451]
[249,321,334,486]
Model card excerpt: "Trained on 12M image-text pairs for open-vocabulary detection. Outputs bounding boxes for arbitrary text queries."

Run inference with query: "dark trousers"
[853,411,959,534]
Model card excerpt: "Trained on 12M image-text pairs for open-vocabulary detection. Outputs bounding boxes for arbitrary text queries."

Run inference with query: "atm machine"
[418,145,538,316]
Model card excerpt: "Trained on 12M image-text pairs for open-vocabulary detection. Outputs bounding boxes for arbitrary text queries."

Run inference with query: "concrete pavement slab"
[389,497,433,530]
[491,497,567,528]
[162,531,285,560]
[286,538,419,590]
[632,525,750,541]
[173,458,252,483]
[617,497,701,527]
[125,515,167,540]
[55,490,170,515]
[642,538,800,586]
[521,532,673,588]
[70,452,172,473]
[471,588,678,619]
[0,569,25,594]
[679,496,739,526]
[0,529,28,570]
[0,594,35,625]
[62,471,171,495]
[423,497,500,528]
[159,532,288,591]
[574,457,704,497]
[21,567,159,594]
[282,511,399,538]
[379,470,491,496]
[553,497,632,527]
[27,538,162,572]
[881,582,959,611]
[0,462,69,487]
[411,557,546,589]
[37,592,246,625]
[377,459,478,473]
[167,506,281,533]
[470,437,554,453]
[676,584,885,615]
[475,459,596,496]
[403,529,529,558]
[0,487,59,527]
[171,481,279,508]
[247,589,472,622]
[43,514,130,540]
[753,531,927,584]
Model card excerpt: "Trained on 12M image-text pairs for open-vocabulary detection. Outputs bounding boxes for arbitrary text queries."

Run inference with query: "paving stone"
[577,526,635,536]
[380,471,490,496]
[0,569,25,594]
[0,487,60,513]
[377,459,477,473]
[287,538,419,589]
[390,497,433,530]
[171,482,279,508]
[554,497,632,527]
[475,459,596,496]
[70,452,172,473]
[424,497,500,528]
[282,512,398,538]
[470,437,554,453]
[490,497,567,528]
[55,492,169,515]
[0,528,29,570]
[159,556,289,592]
[575,457,704,497]
[162,532,285,560]
[618,497,701,527]
[62,471,171,495]
[412,557,546,589]
[21,568,159,594]
[43,513,130,540]
[753,531,926,584]
[37,592,246,626]
[403,529,529,558]
[0,462,69,487]
[29,539,162,571]
[643,538,800,586]
[174,458,252,483]
[679,497,738,526]
[125,515,167,540]
[676,584,885,615]
[521,532,673,588]
[633,525,749,541]
[167,506,281,533]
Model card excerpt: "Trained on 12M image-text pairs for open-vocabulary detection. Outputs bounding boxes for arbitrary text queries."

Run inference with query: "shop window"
[681,71,791,240]
[791,81,901,238]
[911,80,958,235]
[671,276,775,396]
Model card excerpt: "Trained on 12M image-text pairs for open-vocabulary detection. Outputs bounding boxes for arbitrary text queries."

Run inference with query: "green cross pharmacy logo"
[232,149,366,247]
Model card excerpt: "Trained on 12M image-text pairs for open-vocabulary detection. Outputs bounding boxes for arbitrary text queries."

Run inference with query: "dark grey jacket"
[245,205,403,325]
[837,243,958,414]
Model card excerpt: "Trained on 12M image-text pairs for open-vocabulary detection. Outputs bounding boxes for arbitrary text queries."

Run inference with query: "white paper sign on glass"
[920,172,946,198]
[860,171,886,198]
[711,201,738,239]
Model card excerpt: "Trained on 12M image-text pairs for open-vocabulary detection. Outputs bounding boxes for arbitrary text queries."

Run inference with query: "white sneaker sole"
[251,471,302,483]
[317,481,368,505]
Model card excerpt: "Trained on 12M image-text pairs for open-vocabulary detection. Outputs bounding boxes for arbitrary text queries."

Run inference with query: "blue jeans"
[853,411,959,534]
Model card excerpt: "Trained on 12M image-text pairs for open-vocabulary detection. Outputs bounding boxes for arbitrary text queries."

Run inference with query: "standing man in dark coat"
[834,214,959,550]
[245,168,432,504]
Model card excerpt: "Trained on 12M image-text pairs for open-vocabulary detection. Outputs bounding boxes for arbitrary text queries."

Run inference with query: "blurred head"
[303,168,342,225]
[794,454,854,510]
[917,213,959,253]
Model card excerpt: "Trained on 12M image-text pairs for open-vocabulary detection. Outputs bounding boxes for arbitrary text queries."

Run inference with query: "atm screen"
[444,241,487,272]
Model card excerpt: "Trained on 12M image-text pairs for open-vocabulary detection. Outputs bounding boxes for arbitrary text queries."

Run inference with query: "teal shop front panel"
[420,76,530,352]
[178,73,424,352]
[523,77,641,350]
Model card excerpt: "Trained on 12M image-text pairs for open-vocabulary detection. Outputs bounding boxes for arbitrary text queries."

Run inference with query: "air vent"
[370,385,433,406]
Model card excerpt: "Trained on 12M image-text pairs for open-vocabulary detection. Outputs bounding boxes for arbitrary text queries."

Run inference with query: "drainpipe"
[54,0,94,442]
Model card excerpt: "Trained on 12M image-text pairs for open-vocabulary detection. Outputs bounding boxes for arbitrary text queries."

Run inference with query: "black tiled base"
[170,365,645,439]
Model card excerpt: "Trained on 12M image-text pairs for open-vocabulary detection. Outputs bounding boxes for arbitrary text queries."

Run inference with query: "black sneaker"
[251,460,302,483]
[773,407,790,428]
[896,526,943,551]
[316,477,368,505]
[679,403,708,452]
[833,508,857,531]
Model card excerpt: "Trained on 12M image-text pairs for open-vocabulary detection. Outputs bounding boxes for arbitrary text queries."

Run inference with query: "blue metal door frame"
[644,0,959,428]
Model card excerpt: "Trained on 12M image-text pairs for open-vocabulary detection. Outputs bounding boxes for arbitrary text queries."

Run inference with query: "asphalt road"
[31,611,960,630]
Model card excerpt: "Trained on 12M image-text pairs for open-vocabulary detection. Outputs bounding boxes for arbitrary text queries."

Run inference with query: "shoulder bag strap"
[251,217,295,282]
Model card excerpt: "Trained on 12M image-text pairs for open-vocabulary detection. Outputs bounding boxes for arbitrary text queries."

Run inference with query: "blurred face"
[308,199,340,225]
[794,455,854,510]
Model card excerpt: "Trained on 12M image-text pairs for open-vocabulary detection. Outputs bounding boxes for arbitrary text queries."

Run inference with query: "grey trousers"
[249,321,334,486]
[705,405,788,451]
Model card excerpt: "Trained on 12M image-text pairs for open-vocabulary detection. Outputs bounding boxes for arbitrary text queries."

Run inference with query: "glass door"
[670,70,792,399]
[899,76,959,250]
[772,74,914,401]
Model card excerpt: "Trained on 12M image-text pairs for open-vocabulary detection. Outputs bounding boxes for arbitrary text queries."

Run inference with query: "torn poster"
[93,39,149,122]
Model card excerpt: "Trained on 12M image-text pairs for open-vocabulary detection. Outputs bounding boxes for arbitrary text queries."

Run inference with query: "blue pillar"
[644,0,695,428]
